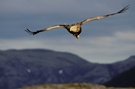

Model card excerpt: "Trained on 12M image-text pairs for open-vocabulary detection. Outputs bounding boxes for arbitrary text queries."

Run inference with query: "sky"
[0,0,135,63]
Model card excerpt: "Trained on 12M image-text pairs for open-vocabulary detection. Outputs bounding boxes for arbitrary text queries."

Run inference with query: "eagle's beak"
[76,35,80,39]
[73,34,80,39]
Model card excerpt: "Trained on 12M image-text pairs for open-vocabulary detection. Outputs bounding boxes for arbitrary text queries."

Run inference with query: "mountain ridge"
[0,49,135,89]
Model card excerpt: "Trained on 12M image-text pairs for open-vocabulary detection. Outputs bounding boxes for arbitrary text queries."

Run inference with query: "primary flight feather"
[25,5,129,39]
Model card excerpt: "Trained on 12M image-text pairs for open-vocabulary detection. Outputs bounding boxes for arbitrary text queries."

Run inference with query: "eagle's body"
[25,5,129,39]
[64,23,82,39]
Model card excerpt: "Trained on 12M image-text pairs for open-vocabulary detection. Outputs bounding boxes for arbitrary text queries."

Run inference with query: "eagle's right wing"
[25,24,65,35]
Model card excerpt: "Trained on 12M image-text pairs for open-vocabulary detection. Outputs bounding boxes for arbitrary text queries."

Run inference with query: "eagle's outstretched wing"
[81,5,129,25]
[25,24,65,35]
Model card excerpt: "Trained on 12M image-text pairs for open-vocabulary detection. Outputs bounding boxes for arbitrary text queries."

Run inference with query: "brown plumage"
[25,5,129,39]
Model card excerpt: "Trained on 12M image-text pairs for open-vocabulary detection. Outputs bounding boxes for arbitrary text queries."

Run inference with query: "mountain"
[104,56,135,83]
[0,49,135,89]
[104,66,135,87]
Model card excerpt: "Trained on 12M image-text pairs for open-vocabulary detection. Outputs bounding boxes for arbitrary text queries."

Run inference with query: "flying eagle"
[25,5,129,39]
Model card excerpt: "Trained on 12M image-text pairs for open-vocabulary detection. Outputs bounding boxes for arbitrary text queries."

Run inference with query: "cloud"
[0,30,135,63]
[114,30,135,41]
[88,30,135,46]
[0,0,85,14]
[0,0,128,16]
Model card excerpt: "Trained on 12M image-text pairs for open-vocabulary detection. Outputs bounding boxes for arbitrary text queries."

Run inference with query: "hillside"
[0,49,135,89]
[20,83,135,89]
[104,66,135,87]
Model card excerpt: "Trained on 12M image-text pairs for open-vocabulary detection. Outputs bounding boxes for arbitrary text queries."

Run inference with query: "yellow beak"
[76,35,80,39]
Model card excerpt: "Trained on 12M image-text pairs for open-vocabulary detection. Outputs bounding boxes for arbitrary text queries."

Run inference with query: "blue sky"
[0,0,135,63]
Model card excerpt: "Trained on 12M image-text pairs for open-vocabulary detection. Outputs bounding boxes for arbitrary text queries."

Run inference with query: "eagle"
[25,5,129,39]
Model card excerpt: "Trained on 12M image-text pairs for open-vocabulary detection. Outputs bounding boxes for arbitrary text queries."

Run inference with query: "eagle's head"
[73,34,80,39]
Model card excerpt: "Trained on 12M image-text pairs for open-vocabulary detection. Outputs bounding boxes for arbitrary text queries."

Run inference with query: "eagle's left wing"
[81,5,129,25]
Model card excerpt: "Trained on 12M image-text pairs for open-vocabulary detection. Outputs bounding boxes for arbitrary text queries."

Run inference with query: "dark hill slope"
[104,66,135,87]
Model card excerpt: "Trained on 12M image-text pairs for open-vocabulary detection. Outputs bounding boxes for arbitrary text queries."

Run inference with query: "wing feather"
[81,5,129,25]
[25,24,65,35]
